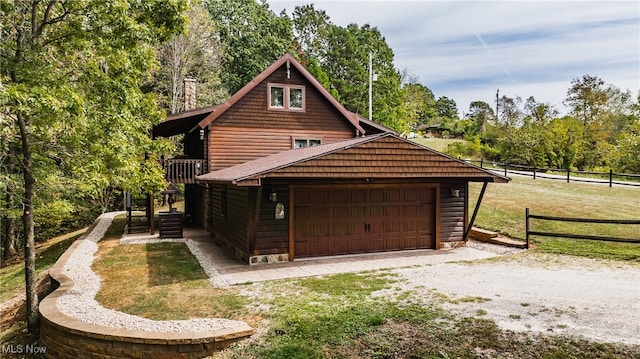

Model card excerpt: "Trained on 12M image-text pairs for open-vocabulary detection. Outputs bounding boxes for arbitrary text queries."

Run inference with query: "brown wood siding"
[210,65,353,130]
[252,184,290,256]
[208,126,354,171]
[211,184,250,255]
[206,64,355,171]
[260,137,495,180]
[439,181,467,242]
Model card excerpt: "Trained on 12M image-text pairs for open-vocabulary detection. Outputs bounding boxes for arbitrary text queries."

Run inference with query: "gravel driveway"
[380,252,640,345]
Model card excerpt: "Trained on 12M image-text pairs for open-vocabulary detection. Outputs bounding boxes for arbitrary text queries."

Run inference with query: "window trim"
[268,83,305,111]
[292,138,322,149]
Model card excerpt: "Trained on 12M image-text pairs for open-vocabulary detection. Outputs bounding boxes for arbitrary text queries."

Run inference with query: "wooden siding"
[252,184,290,256]
[211,185,250,256]
[439,181,467,242]
[208,126,354,171]
[259,137,496,180]
[207,64,355,171]
[210,65,353,130]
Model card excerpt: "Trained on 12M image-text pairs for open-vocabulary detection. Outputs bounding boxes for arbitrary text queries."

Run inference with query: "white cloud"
[269,0,640,114]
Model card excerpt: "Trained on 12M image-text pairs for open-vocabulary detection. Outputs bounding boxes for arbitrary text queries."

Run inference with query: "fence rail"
[525,208,640,247]
[462,159,640,187]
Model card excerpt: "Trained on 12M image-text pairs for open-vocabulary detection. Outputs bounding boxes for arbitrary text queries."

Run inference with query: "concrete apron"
[123,228,499,287]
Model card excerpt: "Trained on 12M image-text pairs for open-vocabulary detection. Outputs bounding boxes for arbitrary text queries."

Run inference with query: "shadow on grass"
[145,242,208,287]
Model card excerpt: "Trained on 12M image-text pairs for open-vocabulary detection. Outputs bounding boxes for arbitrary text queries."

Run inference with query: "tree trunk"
[17,113,39,332]
[2,142,18,266]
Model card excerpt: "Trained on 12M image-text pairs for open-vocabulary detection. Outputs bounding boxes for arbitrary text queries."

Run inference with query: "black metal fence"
[462,159,640,187]
[525,208,640,247]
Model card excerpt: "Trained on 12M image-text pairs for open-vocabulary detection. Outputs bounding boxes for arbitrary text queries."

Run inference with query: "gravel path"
[56,212,244,333]
[378,253,640,345]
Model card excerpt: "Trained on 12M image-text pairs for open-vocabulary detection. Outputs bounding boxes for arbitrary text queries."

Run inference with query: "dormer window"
[268,84,305,111]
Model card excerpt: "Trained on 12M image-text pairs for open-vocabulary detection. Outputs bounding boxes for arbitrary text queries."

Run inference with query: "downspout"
[463,181,488,241]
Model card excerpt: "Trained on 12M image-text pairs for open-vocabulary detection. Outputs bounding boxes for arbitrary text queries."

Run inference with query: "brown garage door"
[293,185,436,258]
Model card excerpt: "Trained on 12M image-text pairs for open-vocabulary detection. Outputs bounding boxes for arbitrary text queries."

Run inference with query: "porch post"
[463,181,488,241]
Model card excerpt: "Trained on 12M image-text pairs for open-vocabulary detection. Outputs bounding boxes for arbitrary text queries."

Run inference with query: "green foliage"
[205,0,295,93]
[1,0,186,244]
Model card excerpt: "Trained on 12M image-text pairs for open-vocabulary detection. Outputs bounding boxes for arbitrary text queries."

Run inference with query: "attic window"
[268,84,305,111]
[293,139,321,148]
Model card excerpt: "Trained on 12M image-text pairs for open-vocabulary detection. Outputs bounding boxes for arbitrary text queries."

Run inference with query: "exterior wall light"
[269,190,277,202]
[451,188,460,198]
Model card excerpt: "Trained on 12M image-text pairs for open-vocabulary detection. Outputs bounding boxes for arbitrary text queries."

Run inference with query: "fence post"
[480,158,484,168]
[567,168,570,183]
[504,161,508,177]
[609,169,613,188]
[533,166,536,180]
[525,208,530,249]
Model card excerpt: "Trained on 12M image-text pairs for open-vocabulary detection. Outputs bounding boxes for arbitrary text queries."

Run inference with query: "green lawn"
[411,137,464,153]
[470,176,640,260]
[0,228,87,303]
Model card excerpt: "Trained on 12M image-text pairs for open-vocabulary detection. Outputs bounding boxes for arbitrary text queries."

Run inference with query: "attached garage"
[197,133,508,264]
[292,184,437,258]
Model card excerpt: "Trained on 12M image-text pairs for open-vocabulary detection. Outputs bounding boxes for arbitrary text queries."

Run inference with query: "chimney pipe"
[184,78,196,111]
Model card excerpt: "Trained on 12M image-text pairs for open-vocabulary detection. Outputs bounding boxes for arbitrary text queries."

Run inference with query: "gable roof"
[197,53,366,134]
[196,133,509,186]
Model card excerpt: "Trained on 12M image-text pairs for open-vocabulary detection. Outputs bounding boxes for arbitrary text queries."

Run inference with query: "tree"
[204,0,295,93]
[467,101,494,134]
[1,0,185,332]
[496,95,523,128]
[156,1,226,114]
[564,75,608,126]
[523,96,557,125]
[400,82,437,129]
[291,4,332,63]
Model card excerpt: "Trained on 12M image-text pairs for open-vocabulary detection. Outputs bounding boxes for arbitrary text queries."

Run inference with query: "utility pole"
[369,52,373,122]
[495,89,500,124]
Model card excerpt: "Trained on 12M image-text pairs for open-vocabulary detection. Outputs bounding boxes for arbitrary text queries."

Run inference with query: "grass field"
[470,176,640,260]
[410,137,464,153]
[0,228,87,303]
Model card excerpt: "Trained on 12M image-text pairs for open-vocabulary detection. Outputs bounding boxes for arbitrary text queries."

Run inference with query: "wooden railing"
[461,159,640,187]
[160,158,207,184]
[525,208,640,247]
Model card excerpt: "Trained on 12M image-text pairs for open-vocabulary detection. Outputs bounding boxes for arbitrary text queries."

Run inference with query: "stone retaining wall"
[39,215,253,359]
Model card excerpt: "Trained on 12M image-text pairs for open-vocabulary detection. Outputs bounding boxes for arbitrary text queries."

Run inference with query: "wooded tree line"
[449,75,640,174]
[1,0,638,330]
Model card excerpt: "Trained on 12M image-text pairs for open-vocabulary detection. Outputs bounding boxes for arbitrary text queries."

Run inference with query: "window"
[270,86,284,108]
[268,84,304,111]
[294,139,321,148]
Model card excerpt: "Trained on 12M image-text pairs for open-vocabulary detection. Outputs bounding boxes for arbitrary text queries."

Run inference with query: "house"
[153,53,508,264]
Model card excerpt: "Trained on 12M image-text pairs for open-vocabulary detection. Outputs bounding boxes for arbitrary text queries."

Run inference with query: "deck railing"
[160,158,207,184]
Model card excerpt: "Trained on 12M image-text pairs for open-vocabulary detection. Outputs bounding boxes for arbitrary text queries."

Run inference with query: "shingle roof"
[196,133,509,185]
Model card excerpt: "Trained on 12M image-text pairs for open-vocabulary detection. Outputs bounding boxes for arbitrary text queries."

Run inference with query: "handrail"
[160,158,207,184]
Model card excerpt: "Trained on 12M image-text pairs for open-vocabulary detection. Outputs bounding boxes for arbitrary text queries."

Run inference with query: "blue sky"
[269,0,640,116]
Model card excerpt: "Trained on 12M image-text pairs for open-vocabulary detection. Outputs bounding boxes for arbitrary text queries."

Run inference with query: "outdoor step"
[469,227,499,240]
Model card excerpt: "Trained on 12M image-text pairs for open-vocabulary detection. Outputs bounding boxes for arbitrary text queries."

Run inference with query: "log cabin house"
[153,53,508,264]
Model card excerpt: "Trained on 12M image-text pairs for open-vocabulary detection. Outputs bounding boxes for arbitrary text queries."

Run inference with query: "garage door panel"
[312,239,330,257]
[333,238,351,255]
[385,236,402,251]
[403,234,419,249]
[369,237,385,252]
[349,238,368,253]
[293,186,437,258]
